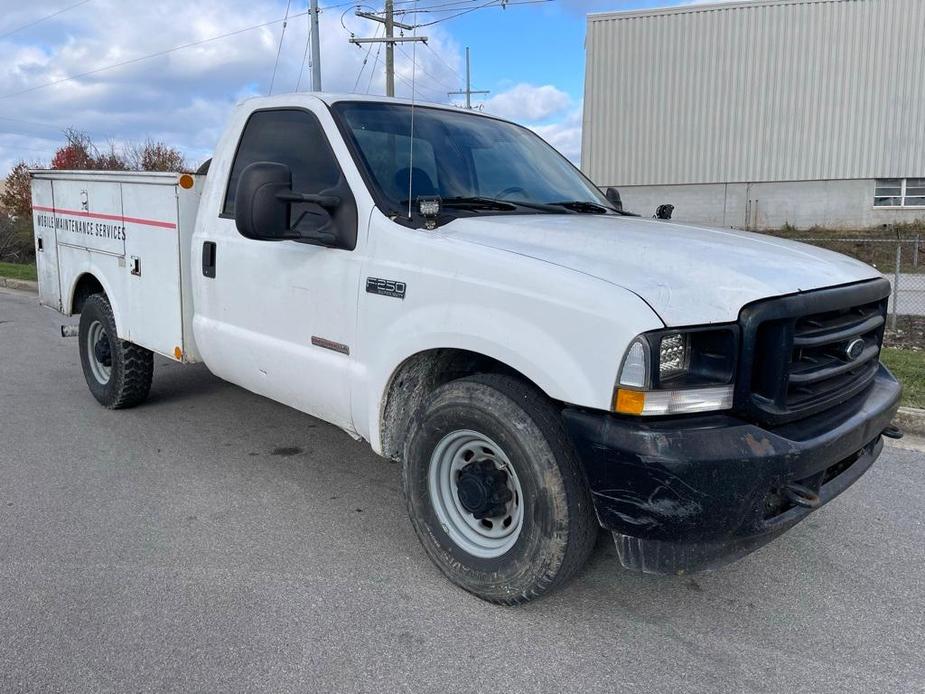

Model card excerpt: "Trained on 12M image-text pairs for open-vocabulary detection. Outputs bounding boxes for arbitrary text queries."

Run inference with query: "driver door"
[192,108,361,431]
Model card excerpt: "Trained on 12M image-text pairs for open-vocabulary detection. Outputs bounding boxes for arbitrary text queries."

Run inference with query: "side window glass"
[223,109,342,216]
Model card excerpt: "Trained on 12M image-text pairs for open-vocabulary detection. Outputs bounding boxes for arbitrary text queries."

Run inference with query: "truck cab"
[32,94,902,603]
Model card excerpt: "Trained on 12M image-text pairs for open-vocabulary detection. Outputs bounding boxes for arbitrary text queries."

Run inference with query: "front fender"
[353,215,665,454]
[357,295,662,455]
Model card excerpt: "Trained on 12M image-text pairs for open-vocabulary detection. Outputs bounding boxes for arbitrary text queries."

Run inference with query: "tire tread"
[403,372,597,605]
[80,293,153,409]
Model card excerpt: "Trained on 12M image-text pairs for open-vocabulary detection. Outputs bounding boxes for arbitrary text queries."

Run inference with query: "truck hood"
[441,214,881,326]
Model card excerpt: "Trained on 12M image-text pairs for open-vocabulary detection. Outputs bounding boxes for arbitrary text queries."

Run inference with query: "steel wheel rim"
[86,320,112,385]
[428,430,524,558]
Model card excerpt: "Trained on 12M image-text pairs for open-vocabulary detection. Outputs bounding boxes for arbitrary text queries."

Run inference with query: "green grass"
[0,261,37,282]
[881,348,925,408]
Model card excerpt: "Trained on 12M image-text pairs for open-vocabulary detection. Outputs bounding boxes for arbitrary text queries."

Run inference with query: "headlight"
[614,326,738,415]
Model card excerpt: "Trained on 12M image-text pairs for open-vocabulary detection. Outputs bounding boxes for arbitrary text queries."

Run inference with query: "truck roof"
[237,92,503,120]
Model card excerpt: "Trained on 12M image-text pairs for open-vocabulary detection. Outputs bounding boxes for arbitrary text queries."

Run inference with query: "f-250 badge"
[366,277,406,300]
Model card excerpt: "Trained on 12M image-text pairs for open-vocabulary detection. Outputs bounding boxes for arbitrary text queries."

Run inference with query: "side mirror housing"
[234,162,292,240]
[604,187,624,212]
[655,203,674,220]
[234,162,358,250]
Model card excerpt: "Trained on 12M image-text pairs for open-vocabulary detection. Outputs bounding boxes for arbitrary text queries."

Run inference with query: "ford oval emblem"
[845,338,866,361]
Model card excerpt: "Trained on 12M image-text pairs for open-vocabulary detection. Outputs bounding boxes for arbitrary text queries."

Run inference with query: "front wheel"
[402,374,597,604]
[78,293,153,409]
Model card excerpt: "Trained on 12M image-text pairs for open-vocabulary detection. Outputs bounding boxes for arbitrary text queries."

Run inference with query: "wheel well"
[379,348,549,461]
[71,274,105,314]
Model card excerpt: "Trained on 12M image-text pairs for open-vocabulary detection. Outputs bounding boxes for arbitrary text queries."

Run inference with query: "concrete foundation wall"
[615,179,925,230]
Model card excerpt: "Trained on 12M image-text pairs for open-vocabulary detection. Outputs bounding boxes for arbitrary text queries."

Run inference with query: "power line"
[413,0,553,26]
[269,0,294,95]
[394,70,446,102]
[395,44,455,93]
[0,115,118,144]
[0,0,93,41]
[353,24,382,92]
[0,10,310,101]
[421,41,463,82]
[366,40,384,93]
[395,0,481,14]
[0,114,74,131]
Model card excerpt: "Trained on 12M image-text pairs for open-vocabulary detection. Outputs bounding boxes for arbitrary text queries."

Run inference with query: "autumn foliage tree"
[1,129,187,262]
[0,162,38,262]
[127,140,187,172]
[49,128,98,170]
[1,161,33,218]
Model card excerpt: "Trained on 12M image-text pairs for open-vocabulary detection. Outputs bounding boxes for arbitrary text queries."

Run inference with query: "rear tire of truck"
[78,293,154,409]
[402,374,597,605]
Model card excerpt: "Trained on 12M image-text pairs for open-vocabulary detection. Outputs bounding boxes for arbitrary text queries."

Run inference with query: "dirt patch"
[884,315,925,351]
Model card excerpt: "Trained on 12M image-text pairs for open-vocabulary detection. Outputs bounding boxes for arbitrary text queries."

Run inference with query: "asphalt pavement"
[1,287,924,694]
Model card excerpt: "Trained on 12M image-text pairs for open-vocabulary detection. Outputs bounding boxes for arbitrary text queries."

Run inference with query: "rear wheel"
[78,293,153,409]
[402,374,597,604]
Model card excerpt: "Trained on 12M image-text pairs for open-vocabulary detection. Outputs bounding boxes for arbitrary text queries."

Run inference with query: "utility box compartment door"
[31,178,61,310]
[121,182,183,359]
[50,180,125,256]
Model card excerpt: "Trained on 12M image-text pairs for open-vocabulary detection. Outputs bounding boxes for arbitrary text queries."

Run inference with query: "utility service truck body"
[31,94,902,603]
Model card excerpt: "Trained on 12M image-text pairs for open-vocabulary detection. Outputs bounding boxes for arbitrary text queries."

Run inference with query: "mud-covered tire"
[402,374,597,605]
[78,293,153,409]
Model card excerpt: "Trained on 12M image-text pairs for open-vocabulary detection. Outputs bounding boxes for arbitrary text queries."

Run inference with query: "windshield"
[331,101,612,217]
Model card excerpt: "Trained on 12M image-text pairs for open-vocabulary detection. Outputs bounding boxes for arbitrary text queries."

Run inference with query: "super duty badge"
[366,277,406,300]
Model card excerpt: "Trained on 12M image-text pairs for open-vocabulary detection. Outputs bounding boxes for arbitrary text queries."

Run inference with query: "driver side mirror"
[234,162,357,249]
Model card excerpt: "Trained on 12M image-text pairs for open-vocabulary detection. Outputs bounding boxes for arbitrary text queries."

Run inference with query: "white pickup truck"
[31,93,902,604]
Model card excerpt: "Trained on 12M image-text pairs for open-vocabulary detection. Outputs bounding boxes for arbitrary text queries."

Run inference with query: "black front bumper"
[562,365,902,575]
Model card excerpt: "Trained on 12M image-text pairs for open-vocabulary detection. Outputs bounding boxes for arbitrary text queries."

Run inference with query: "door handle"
[202,241,216,278]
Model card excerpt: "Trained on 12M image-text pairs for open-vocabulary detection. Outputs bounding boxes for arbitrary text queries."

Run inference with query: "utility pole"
[448,47,489,108]
[385,0,395,98]
[310,0,322,90]
[351,5,427,97]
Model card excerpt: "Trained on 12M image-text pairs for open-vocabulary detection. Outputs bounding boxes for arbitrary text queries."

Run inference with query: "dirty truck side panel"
[190,100,371,432]
[351,208,666,454]
[30,172,195,362]
[120,181,184,358]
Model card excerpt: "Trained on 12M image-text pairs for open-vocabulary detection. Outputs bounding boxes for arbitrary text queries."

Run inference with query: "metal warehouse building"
[581,0,925,229]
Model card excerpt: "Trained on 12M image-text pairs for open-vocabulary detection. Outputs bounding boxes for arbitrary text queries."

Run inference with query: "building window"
[874,178,925,207]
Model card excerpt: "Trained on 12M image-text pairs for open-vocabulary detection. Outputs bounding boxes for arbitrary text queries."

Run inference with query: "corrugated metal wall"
[582,0,925,186]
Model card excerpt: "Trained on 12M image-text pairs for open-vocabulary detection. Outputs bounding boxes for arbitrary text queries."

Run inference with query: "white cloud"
[0,2,586,177]
[0,0,464,174]
[481,83,572,122]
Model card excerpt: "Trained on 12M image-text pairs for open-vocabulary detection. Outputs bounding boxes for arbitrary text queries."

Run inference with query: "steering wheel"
[495,186,528,200]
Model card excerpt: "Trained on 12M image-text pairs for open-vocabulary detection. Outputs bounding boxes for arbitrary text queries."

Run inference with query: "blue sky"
[0,0,699,174]
[447,0,687,97]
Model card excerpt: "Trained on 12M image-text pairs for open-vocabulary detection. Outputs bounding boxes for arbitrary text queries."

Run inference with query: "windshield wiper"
[399,196,565,214]
[440,196,518,211]
[545,200,612,214]
[398,196,518,212]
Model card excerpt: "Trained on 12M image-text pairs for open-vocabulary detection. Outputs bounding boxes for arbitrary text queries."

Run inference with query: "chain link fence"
[791,235,925,348]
